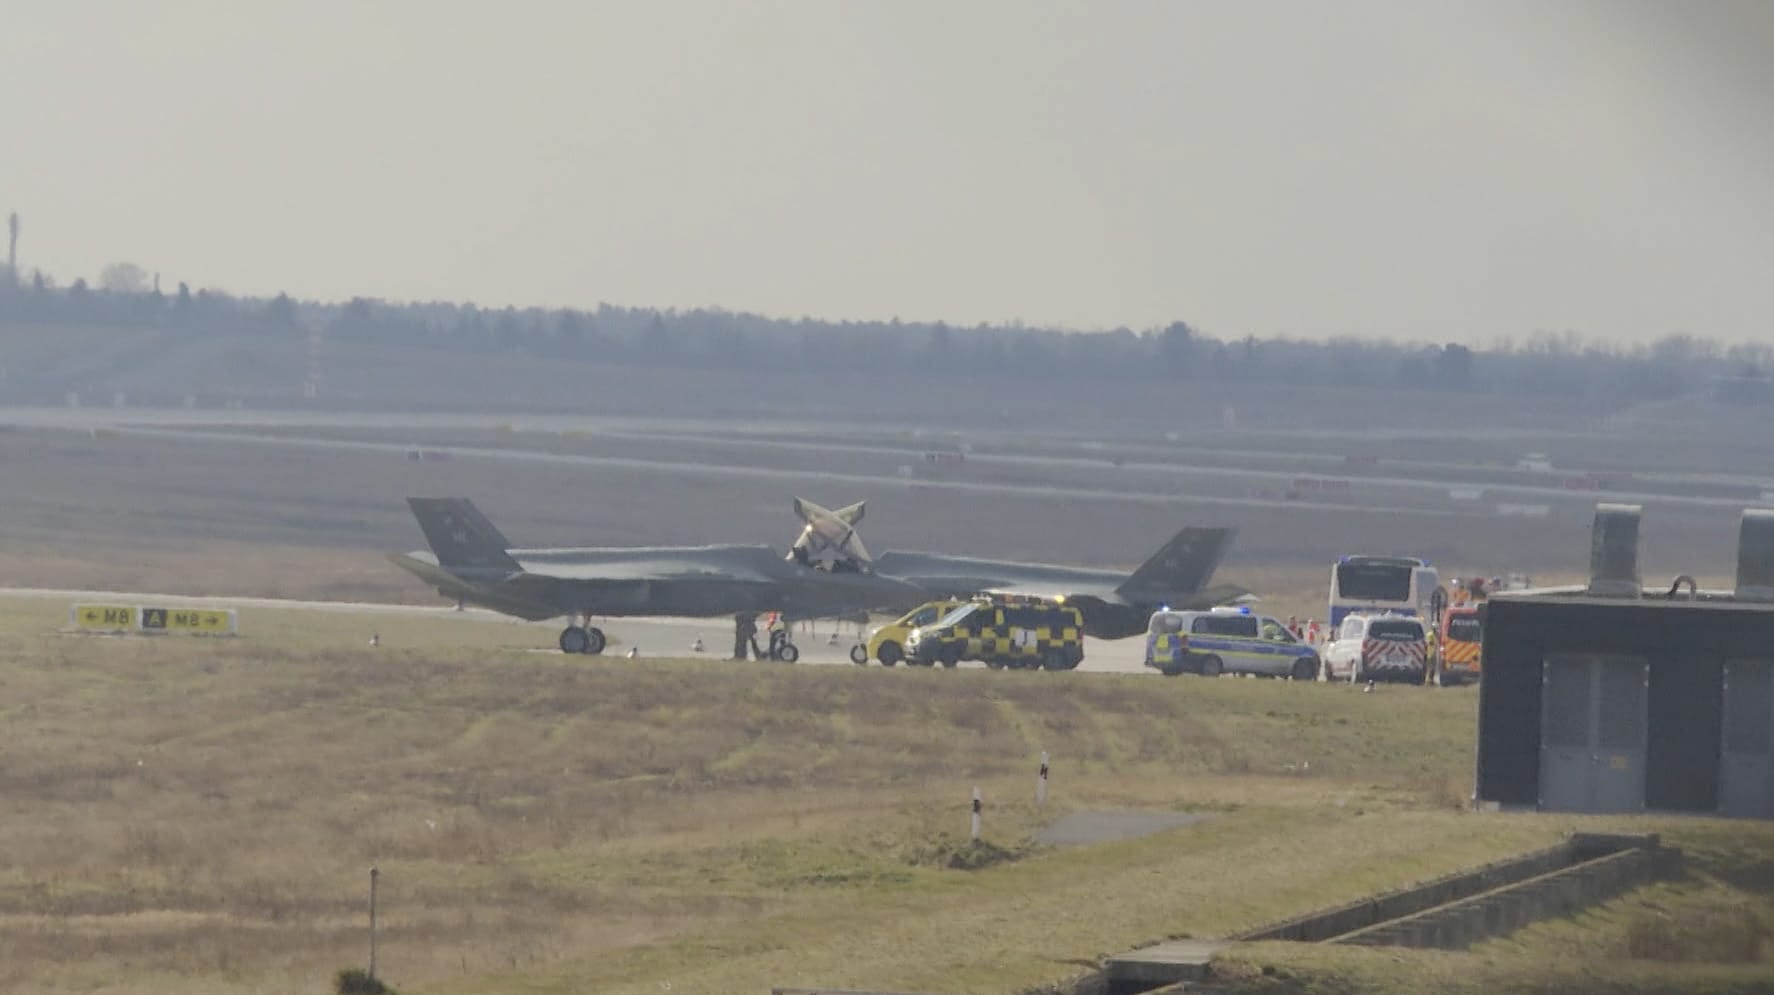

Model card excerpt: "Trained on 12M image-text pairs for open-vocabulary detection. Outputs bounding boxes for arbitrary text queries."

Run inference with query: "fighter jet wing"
[398,498,796,621]
[977,579,1092,600]
[512,549,781,584]
[491,553,784,619]
[975,577,1246,607]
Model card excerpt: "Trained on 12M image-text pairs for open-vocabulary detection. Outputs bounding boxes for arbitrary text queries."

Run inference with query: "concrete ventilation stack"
[1586,503,1643,598]
[1733,509,1774,602]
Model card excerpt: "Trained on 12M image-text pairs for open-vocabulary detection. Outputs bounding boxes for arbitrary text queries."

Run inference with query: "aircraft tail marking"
[1116,526,1235,599]
[407,498,522,572]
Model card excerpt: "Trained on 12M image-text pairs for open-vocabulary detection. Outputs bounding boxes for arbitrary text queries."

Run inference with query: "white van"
[1323,613,1428,684]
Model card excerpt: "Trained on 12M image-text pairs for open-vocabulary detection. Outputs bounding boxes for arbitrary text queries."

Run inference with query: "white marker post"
[1036,751,1049,809]
[970,786,982,841]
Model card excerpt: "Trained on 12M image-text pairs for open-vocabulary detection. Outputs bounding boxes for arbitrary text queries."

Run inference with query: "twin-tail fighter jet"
[391,497,1244,655]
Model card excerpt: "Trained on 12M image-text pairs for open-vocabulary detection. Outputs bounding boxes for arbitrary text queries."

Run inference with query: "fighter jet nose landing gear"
[559,624,607,655]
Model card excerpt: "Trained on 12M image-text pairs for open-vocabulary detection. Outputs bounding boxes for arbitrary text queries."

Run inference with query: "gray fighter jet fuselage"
[394,542,926,622]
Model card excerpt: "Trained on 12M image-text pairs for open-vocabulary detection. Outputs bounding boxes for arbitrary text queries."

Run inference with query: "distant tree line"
[3,265,1771,405]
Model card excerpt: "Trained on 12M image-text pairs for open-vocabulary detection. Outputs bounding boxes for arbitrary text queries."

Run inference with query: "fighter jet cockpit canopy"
[788,498,874,574]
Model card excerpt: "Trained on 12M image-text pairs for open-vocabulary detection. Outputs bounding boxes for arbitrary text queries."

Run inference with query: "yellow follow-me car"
[851,599,967,666]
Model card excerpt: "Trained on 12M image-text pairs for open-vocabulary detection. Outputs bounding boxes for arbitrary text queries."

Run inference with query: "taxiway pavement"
[0,586,1157,674]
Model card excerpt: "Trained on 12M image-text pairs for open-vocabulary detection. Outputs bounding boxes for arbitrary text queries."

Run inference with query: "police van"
[1144,607,1322,680]
[850,598,966,666]
[905,597,1084,670]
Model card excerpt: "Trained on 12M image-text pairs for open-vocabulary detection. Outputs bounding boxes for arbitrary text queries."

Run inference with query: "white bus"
[1328,555,1440,627]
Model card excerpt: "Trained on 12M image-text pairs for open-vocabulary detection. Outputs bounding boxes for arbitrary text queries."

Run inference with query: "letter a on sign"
[142,608,168,630]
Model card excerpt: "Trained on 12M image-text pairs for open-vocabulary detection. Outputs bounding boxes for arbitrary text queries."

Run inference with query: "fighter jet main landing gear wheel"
[849,644,869,665]
[775,642,800,664]
[559,625,607,655]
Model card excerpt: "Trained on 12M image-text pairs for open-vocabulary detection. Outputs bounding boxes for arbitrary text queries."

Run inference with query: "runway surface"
[109,425,1476,519]
[6,405,1764,518]
[0,586,1160,674]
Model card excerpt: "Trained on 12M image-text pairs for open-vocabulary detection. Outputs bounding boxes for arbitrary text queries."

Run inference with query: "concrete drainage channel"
[775,833,1679,995]
[1099,832,1678,994]
[1231,832,1677,950]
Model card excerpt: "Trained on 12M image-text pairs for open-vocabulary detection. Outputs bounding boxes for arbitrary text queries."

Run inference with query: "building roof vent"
[1587,503,1643,598]
[1735,509,1774,602]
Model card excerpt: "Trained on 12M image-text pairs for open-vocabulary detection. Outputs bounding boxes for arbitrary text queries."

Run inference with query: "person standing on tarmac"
[766,612,788,660]
[733,612,759,660]
[1424,623,1439,686]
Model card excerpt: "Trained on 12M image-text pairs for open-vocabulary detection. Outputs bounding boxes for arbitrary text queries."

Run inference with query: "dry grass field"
[0,596,1770,995]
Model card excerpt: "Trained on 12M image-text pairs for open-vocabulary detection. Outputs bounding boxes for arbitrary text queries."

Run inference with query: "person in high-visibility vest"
[1424,625,1439,686]
[766,612,788,660]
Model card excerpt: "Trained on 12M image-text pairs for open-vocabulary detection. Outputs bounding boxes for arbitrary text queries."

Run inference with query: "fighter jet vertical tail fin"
[1116,526,1236,599]
[407,498,522,572]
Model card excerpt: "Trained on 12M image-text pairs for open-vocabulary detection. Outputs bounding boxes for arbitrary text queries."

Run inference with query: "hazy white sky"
[4,1,1771,343]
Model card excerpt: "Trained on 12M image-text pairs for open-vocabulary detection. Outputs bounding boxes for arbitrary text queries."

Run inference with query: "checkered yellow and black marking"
[1150,632,1186,664]
[968,619,1082,661]
[917,605,1083,666]
[1441,639,1481,668]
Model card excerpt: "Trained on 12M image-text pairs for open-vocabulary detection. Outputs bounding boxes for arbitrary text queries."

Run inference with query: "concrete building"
[1476,504,1774,819]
